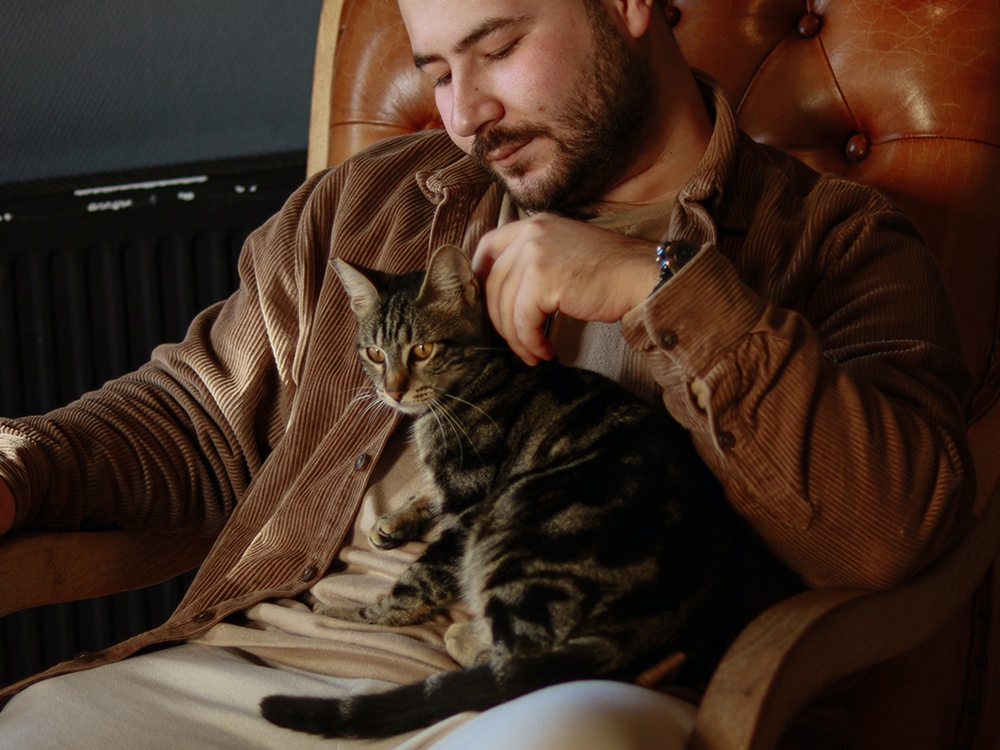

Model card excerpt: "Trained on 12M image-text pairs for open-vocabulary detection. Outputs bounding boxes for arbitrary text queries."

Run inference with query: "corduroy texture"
[0,76,973,698]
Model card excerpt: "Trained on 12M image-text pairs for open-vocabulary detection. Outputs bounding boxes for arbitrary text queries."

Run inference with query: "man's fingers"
[473,217,564,364]
[506,279,556,365]
[481,257,553,365]
[514,314,554,364]
[472,221,519,277]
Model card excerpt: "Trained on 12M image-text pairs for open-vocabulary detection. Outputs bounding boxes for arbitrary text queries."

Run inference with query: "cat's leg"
[369,487,438,549]
[316,523,465,626]
[444,618,498,667]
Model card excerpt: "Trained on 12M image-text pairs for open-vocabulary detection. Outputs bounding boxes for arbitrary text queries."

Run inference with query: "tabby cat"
[260,244,734,739]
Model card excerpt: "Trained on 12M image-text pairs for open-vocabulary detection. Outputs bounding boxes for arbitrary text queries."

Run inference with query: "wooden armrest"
[306,0,346,176]
[687,477,1000,750]
[0,529,215,618]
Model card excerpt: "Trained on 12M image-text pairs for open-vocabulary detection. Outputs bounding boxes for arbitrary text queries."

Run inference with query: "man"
[0,0,973,747]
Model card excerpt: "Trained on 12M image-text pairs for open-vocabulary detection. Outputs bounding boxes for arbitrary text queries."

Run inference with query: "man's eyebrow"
[412,15,529,69]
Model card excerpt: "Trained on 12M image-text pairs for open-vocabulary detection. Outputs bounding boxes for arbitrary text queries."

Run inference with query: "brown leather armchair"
[3,1,1000,747]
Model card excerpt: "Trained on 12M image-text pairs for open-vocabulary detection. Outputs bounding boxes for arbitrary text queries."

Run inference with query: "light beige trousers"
[0,644,694,749]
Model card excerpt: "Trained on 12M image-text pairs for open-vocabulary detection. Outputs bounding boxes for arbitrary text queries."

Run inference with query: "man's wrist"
[652,240,702,293]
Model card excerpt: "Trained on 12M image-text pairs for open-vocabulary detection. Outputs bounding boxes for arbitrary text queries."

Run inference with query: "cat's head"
[333,245,492,415]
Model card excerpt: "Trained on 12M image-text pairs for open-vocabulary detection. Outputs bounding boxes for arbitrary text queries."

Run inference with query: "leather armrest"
[688,477,1000,749]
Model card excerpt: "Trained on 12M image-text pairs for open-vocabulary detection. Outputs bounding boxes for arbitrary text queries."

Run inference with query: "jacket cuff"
[622,244,767,377]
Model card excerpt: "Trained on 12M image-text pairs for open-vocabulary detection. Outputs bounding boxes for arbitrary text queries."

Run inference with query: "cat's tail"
[260,642,634,739]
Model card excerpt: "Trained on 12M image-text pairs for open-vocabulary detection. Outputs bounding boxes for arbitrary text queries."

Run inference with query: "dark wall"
[0,0,325,686]
[1,1,323,184]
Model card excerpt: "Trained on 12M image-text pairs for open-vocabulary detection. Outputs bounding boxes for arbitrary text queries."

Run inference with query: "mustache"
[471,124,553,167]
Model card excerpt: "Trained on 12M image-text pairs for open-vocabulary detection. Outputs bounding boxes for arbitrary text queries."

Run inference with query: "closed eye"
[414,15,529,88]
[486,38,519,62]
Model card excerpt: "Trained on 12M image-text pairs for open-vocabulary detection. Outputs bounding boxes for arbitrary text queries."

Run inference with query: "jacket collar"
[416,140,494,205]
[678,70,752,237]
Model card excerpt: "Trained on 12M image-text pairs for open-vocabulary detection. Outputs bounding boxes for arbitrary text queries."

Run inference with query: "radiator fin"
[0,152,304,688]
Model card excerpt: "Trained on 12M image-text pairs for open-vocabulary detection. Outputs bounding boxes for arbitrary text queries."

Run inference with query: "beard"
[471,8,655,213]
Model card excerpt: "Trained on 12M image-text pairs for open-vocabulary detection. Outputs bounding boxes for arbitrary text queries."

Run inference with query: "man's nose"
[449,76,503,139]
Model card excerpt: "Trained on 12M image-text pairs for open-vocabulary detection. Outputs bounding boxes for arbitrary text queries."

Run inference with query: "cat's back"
[499,355,680,441]
[449,353,701,495]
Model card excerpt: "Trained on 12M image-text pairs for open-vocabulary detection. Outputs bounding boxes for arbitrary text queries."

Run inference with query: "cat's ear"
[331,258,381,317]
[419,245,479,307]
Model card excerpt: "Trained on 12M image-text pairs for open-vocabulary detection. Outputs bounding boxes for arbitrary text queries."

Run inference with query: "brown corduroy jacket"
[0,77,974,696]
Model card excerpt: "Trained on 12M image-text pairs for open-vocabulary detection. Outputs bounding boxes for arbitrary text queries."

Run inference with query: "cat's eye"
[366,347,386,363]
[411,343,434,361]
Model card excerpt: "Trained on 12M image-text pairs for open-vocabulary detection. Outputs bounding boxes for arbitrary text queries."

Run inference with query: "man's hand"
[471,214,659,364]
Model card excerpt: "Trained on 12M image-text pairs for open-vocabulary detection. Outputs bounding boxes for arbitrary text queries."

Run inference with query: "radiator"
[0,151,306,687]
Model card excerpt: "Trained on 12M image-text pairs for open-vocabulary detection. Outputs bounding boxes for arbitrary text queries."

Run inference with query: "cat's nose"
[385,390,405,403]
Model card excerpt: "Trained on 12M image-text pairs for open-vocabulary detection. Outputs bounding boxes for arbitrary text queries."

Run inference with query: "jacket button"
[192,609,215,623]
[354,453,370,471]
[302,564,319,582]
[659,330,678,350]
[718,431,737,450]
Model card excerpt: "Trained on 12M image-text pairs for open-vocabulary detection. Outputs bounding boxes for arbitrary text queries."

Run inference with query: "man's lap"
[0,643,693,750]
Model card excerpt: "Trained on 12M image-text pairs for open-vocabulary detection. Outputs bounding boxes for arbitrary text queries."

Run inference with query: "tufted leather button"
[354,452,370,471]
[663,4,681,27]
[845,133,871,164]
[302,564,319,582]
[796,13,824,38]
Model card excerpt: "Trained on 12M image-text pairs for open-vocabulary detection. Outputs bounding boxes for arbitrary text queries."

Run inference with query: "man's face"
[399,0,654,212]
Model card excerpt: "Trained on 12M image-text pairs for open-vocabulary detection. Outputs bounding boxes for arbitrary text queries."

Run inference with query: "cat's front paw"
[368,494,433,549]
[370,515,427,549]
[313,603,370,622]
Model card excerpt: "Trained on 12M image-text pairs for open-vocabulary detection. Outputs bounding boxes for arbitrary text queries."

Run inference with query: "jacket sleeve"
[623,186,974,590]
[0,169,338,535]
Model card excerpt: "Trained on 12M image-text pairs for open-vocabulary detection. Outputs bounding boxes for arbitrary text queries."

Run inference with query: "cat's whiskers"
[430,397,485,467]
[436,389,504,443]
[364,399,392,427]
[348,386,392,428]
[344,386,373,410]
[428,393,492,468]
[424,400,465,466]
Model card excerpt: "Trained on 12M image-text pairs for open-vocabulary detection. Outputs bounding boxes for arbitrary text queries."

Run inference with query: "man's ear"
[604,0,656,40]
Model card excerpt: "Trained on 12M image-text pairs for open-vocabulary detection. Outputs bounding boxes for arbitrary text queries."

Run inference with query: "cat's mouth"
[380,392,430,416]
